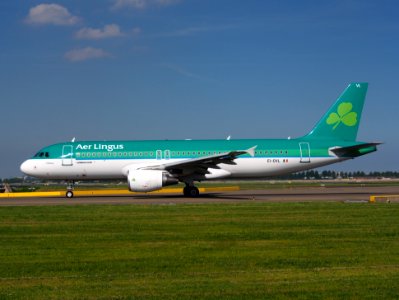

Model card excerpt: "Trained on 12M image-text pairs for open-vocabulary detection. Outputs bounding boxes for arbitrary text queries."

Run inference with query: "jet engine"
[127,169,178,192]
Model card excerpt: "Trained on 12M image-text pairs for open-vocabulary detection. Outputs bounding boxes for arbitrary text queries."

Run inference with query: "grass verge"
[0,202,398,299]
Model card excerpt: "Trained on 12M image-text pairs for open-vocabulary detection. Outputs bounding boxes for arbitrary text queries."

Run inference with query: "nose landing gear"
[66,181,74,198]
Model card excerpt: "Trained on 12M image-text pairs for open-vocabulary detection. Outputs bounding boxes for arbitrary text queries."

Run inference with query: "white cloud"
[64,47,111,62]
[161,63,202,80]
[131,27,142,36]
[113,0,146,9]
[155,25,238,38]
[75,24,125,40]
[161,26,212,37]
[112,0,180,9]
[155,0,180,5]
[25,4,80,26]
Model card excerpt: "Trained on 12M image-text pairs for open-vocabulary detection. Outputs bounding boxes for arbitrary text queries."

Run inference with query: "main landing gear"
[66,181,74,198]
[183,184,199,198]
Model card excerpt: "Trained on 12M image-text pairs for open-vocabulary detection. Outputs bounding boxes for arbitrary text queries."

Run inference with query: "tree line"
[276,170,399,180]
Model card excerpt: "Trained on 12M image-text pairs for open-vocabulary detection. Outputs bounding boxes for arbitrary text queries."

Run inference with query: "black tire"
[188,187,199,197]
[183,186,199,197]
[190,186,199,198]
[66,191,74,198]
[183,187,190,197]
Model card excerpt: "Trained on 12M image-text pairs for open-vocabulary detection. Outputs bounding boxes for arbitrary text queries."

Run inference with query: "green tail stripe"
[304,83,368,141]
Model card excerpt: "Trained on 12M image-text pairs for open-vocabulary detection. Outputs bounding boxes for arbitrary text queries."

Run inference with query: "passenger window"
[39,152,44,157]
[45,152,49,158]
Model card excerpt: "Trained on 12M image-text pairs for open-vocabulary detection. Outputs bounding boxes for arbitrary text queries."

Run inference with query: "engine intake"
[127,170,178,192]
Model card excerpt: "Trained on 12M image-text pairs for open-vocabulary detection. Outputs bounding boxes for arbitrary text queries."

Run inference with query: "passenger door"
[299,142,311,163]
[62,145,73,166]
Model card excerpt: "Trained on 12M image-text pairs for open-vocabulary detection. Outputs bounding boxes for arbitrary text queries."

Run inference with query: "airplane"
[20,83,380,198]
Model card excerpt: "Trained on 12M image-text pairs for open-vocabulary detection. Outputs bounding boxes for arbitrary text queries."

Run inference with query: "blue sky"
[1,0,398,178]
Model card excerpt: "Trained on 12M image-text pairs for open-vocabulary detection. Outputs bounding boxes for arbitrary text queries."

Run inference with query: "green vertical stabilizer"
[304,83,368,141]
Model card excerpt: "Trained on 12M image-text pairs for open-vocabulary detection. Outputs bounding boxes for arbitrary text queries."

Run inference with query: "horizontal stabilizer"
[329,142,381,158]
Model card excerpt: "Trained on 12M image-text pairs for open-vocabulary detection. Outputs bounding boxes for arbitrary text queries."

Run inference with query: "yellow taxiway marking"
[0,186,240,198]
[369,195,399,203]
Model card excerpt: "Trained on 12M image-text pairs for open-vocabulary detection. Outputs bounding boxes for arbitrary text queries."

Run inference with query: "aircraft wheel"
[183,186,199,198]
[189,187,199,197]
[183,187,189,197]
[66,191,74,198]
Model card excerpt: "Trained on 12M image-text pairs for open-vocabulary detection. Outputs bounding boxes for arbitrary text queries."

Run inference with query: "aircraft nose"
[20,160,35,176]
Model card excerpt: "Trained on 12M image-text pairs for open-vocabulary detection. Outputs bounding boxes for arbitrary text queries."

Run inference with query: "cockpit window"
[34,151,50,158]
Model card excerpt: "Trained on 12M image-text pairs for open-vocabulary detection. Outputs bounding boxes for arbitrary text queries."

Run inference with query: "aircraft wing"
[141,146,257,176]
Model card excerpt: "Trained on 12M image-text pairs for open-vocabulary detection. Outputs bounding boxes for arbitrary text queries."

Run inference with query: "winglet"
[246,145,257,157]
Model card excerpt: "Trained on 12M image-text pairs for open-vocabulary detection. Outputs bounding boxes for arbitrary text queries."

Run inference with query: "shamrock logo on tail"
[326,102,357,130]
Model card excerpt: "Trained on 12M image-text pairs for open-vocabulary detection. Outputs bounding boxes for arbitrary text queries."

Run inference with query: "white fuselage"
[20,156,344,181]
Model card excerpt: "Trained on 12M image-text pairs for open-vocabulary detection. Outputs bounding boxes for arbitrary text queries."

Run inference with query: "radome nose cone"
[20,160,31,175]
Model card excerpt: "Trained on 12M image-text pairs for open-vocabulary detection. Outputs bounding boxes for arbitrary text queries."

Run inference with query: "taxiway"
[0,186,398,206]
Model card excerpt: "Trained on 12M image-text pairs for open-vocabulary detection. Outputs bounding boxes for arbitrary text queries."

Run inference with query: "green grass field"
[0,202,398,299]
